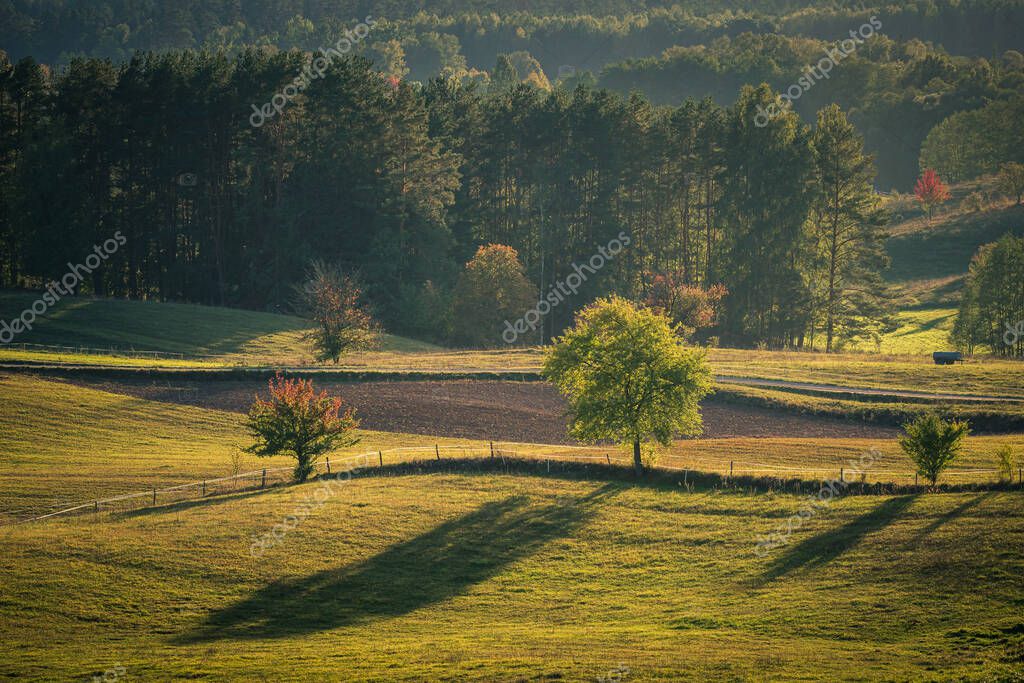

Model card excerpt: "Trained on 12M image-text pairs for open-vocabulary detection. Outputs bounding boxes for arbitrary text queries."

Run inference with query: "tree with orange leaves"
[296,261,377,364]
[245,374,359,481]
[914,169,951,223]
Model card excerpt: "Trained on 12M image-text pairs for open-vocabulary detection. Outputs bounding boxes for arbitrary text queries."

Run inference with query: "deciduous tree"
[451,244,538,347]
[245,374,359,481]
[543,296,713,476]
[914,169,951,223]
[296,261,378,364]
[899,413,969,486]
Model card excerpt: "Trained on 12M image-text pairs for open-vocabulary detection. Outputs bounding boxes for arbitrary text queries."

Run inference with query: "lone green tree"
[245,374,359,481]
[543,296,713,476]
[899,413,970,486]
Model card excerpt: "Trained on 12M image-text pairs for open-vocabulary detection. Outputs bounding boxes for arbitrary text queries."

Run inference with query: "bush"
[996,445,1017,483]
[960,191,985,213]
[394,280,451,343]
[245,374,359,481]
[898,413,970,485]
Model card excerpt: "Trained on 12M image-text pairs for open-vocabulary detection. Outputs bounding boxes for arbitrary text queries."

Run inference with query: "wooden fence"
[12,442,1023,524]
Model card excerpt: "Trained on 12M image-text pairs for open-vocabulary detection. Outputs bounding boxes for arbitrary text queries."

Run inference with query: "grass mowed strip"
[0,471,1021,680]
[707,348,1024,399]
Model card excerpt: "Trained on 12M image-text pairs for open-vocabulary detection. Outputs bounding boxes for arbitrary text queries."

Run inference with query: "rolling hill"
[0,374,1021,680]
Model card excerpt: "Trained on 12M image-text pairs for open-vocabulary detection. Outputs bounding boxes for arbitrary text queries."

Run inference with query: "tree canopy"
[543,296,713,475]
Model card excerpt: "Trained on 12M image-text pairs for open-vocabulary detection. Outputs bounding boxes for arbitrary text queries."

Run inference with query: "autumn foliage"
[645,272,727,340]
[245,374,359,481]
[914,169,951,222]
[451,244,538,347]
[297,261,377,364]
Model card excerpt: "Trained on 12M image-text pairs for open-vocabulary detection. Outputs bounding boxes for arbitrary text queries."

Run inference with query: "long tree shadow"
[753,495,918,587]
[907,492,994,547]
[182,484,618,642]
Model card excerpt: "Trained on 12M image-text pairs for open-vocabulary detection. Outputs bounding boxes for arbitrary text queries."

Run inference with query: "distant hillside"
[0,293,438,362]
[859,177,1024,354]
[885,177,1024,308]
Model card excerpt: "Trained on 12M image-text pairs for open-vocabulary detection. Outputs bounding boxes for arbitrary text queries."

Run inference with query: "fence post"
[201,481,206,497]
[490,441,494,458]
[1019,467,1022,485]
[840,467,844,483]
[152,488,156,506]
[261,468,266,488]
[606,454,611,465]
[730,461,734,477]
[435,445,440,460]
[94,500,99,513]
[914,472,918,486]
[326,457,331,474]
[378,450,383,467]
[683,469,688,486]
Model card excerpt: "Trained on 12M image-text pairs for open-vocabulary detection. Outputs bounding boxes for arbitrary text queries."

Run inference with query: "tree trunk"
[633,439,643,477]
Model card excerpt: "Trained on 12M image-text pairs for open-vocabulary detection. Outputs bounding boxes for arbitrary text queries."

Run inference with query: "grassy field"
[2,467,1022,679]
[3,373,1022,524]
[0,373,497,522]
[843,307,958,355]
[0,291,438,365]
[1,367,1022,680]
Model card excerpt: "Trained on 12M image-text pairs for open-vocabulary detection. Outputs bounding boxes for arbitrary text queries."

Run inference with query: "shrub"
[898,413,970,485]
[245,375,359,481]
[960,191,985,213]
[996,445,1017,483]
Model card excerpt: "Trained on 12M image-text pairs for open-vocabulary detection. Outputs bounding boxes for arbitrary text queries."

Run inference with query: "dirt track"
[60,377,898,443]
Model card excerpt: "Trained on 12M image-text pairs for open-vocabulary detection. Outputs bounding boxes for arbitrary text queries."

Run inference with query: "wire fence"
[11,442,1024,525]
[1,342,190,359]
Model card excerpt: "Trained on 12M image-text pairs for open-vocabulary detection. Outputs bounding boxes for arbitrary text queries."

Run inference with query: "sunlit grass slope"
[0,291,438,364]
[885,180,1024,308]
[3,373,1022,525]
[0,373,484,522]
[0,471,1021,680]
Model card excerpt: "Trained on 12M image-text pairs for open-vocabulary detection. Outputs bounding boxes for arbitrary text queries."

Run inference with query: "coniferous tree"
[808,104,892,352]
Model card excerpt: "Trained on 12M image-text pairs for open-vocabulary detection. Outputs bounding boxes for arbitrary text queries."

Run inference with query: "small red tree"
[245,374,359,481]
[914,169,951,223]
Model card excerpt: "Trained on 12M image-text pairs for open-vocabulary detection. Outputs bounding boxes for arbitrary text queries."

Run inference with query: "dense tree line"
[4,0,1022,67]
[920,97,1024,182]
[602,33,1024,189]
[953,234,1024,357]
[3,2,1021,191]
[0,49,894,349]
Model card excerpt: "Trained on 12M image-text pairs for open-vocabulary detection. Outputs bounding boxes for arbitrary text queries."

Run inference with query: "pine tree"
[809,104,892,352]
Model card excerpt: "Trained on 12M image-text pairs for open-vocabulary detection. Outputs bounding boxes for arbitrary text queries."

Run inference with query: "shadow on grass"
[118,487,276,518]
[182,484,618,642]
[753,495,918,587]
[907,491,994,546]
